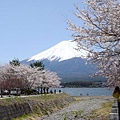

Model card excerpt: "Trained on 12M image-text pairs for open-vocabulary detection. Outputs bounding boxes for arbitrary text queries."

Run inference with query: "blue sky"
[0,0,83,64]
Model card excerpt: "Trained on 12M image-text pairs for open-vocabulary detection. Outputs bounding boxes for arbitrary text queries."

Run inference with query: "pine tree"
[30,61,44,70]
[10,58,20,66]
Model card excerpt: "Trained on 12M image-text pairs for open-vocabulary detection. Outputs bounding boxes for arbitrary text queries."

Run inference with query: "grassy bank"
[0,93,74,120]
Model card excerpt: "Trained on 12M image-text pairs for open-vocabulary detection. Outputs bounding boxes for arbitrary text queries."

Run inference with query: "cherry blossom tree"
[42,70,61,88]
[36,70,61,94]
[67,0,120,86]
[43,70,61,92]
[0,64,42,90]
[0,63,61,94]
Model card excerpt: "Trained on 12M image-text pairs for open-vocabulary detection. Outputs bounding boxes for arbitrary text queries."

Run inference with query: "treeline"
[61,81,105,88]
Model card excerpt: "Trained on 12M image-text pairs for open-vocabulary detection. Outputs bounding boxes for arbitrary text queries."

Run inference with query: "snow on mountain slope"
[28,40,89,62]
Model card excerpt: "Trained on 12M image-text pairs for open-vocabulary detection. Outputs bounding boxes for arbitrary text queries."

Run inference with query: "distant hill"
[21,40,106,82]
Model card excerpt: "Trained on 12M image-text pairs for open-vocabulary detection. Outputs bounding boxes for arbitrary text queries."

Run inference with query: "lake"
[50,87,113,96]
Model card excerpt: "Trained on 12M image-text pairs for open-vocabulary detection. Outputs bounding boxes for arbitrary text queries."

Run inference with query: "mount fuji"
[28,40,89,62]
[21,40,104,82]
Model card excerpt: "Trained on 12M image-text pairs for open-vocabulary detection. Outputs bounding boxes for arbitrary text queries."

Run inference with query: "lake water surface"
[50,87,113,96]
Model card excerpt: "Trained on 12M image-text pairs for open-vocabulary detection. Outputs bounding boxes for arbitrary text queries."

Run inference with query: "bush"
[21,89,38,95]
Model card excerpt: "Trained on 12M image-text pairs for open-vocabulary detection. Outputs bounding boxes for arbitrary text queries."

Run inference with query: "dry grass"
[89,100,113,120]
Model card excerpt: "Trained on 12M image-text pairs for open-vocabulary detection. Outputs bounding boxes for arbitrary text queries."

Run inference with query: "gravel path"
[38,96,113,120]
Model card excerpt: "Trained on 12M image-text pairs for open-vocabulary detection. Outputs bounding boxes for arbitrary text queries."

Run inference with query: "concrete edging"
[110,99,119,120]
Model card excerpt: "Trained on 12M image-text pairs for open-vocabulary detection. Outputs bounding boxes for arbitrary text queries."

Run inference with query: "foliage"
[30,61,44,70]
[68,0,120,86]
[21,89,38,95]
[10,58,20,66]
[0,63,61,91]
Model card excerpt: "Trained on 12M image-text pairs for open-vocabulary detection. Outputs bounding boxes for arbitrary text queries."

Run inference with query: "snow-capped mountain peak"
[28,40,88,62]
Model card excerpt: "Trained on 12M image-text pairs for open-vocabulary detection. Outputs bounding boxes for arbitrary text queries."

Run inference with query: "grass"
[0,96,25,106]
[11,113,40,120]
[24,93,69,102]
[88,100,113,120]
[0,93,69,105]
[5,93,73,120]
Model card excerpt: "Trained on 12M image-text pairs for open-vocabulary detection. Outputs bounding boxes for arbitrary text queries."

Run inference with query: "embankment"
[0,93,74,120]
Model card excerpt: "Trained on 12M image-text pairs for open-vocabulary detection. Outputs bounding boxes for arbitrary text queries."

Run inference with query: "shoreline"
[72,95,113,99]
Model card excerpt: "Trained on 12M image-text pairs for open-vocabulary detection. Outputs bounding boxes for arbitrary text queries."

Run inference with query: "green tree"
[10,58,20,66]
[30,61,44,70]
